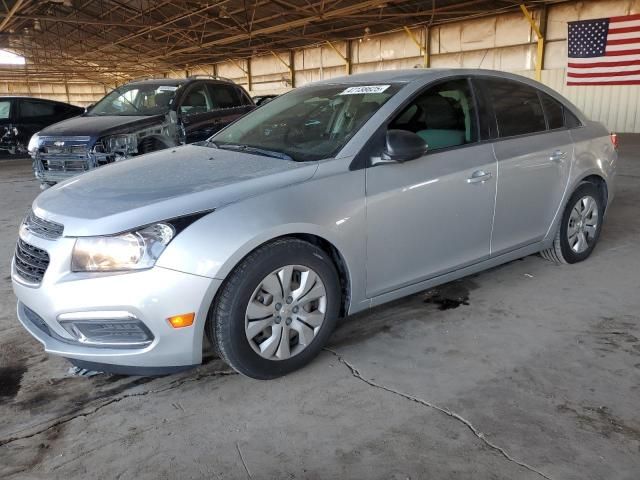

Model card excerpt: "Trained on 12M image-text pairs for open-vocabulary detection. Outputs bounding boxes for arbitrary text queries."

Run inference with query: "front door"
[365,78,497,298]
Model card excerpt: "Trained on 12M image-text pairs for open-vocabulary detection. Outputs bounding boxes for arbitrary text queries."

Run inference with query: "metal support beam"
[404,26,428,68]
[289,50,295,88]
[326,40,350,76]
[270,50,295,86]
[520,4,545,82]
[246,58,252,92]
[0,0,25,32]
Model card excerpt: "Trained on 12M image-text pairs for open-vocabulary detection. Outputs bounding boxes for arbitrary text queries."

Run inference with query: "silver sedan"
[12,69,617,379]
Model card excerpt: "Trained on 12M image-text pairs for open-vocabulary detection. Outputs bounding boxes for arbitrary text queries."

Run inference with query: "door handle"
[467,170,492,184]
[550,150,567,162]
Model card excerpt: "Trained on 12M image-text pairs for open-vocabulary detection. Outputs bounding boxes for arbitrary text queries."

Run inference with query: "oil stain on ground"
[423,281,472,310]
[0,365,27,400]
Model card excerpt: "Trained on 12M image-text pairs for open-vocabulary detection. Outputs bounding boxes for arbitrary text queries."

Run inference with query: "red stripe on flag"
[568,69,640,78]
[609,25,640,34]
[568,80,640,85]
[568,59,640,68]
[610,13,640,22]
[605,48,640,56]
[607,37,640,45]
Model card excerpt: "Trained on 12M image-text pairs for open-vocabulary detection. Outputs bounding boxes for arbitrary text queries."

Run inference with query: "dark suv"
[29,77,254,186]
[0,97,83,156]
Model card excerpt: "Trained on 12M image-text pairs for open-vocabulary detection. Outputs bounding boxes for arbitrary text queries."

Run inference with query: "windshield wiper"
[216,143,294,161]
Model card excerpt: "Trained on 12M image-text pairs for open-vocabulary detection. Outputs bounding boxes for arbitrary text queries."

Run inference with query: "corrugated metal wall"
[0,77,108,106]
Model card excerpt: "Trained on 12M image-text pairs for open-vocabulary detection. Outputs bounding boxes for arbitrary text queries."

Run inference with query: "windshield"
[88,84,181,116]
[210,83,401,162]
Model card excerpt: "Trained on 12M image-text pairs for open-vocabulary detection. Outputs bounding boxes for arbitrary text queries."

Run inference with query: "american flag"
[568,13,640,86]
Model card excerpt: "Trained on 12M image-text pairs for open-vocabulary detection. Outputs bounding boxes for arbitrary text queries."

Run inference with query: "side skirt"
[365,241,547,310]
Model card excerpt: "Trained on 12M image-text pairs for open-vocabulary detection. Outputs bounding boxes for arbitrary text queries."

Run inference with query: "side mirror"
[374,129,427,165]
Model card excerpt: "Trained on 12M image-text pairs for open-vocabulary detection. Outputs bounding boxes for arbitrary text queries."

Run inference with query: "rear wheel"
[541,182,603,264]
[209,238,341,379]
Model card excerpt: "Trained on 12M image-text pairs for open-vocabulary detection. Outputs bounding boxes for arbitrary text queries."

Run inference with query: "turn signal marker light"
[167,313,195,328]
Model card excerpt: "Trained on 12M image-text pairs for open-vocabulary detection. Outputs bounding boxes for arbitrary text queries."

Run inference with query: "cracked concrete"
[1,136,639,479]
[324,348,553,480]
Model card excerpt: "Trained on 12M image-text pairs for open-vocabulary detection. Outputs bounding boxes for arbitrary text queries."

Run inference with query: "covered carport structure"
[0,1,639,479]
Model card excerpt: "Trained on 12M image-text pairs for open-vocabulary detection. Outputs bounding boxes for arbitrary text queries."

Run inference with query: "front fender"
[155,161,368,313]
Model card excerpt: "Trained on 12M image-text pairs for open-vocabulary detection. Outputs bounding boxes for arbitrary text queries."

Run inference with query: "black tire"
[208,238,341,379]
[540,182,604,264]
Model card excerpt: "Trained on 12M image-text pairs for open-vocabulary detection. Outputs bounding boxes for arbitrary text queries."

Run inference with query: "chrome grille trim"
[37,136,91,173]
[14,239,50,285]
[23,210,64,240]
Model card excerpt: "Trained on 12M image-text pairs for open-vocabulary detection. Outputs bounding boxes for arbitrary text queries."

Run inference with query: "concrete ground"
[0,139,638,480]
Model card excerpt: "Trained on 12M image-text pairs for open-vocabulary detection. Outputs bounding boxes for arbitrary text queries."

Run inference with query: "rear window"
[483,78,547,138]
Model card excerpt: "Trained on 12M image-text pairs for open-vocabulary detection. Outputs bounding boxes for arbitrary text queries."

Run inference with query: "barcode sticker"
[339,85,390,95]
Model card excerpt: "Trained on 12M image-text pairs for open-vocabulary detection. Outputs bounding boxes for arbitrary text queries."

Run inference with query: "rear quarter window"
[540,92,565,130]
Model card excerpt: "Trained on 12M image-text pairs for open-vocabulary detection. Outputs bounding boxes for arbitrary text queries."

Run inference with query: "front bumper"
[12,230,221,373]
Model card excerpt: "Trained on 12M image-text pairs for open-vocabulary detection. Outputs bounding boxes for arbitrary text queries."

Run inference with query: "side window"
[483,79,546,137]
[208,84,240,109]
[0,100,11,119]
[390,78,478,151]
[237,88,252,105]
[564,108,582,129]
[540,92,565,130]
[20,100,56,118]
[179,84,213,115]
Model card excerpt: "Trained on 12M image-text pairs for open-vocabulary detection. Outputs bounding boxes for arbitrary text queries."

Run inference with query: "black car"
[0,97,83,156]
[252,94,279,106]
[29,76,255,186]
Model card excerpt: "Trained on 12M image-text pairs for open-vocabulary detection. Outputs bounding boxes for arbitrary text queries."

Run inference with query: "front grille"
[23,210,64,240]
[38,136,91,173]
[14,239,50,284]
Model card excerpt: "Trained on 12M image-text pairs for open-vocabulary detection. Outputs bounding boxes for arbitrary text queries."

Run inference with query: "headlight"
[101,134,138,158]
[27,133,39,153]
[71,223,174,272]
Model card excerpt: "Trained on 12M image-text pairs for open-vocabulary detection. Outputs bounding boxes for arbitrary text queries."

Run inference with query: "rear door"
[478,78,573,256]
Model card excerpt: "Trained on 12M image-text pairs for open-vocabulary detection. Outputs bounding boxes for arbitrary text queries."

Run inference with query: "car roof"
[309,68,537,87]
[125,77,236,88]
[0,96,81,106]
[308,68,587,123]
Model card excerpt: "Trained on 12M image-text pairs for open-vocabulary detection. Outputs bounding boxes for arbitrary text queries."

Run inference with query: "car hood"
[38,114,165,137]
[33,144,318,236]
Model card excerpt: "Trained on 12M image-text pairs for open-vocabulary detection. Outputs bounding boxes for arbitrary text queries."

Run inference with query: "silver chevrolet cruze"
[12,69,617,379]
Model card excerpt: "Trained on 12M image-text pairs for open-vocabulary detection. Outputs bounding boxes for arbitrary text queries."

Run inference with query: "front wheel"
[208,238,341,379]
[541,182,604,264]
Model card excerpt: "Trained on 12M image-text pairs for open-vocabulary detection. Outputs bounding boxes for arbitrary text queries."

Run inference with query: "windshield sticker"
[339,85,390,95]
[157,86,178,92]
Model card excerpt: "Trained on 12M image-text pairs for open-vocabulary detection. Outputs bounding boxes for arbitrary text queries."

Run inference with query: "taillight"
[610,133,619,150]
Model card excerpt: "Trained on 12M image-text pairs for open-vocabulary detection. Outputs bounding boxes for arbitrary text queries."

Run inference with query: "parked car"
[0,97,83,156]
[28,76,254,187]
[12,69,617,379]
[252,94,279,106]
